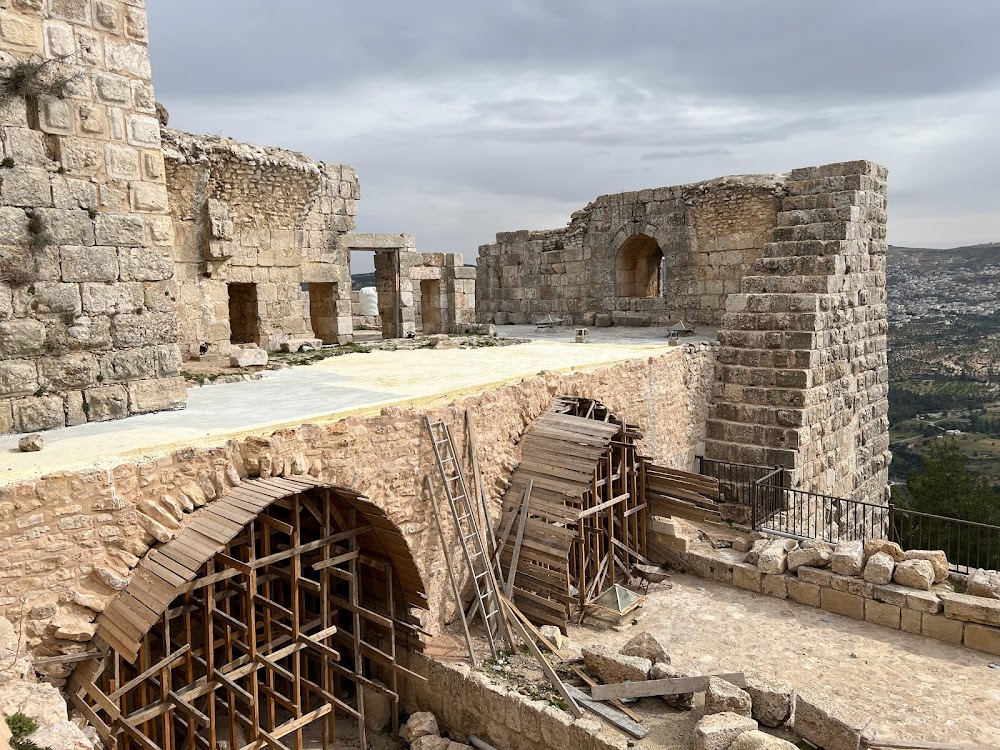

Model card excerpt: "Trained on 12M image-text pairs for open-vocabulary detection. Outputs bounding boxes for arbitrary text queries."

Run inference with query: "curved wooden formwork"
[497,397,648,629]
[68,475,428,750]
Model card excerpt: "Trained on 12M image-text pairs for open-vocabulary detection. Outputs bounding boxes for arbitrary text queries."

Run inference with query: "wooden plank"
[650,497,722,524]
[569,666,643,724]
[565,685,647,740]
[589,673,746,701]
[504,480,532,598]
[867,741,997,750]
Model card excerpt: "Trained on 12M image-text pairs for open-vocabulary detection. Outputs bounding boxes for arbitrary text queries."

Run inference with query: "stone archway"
[615,233,664,298]
[68,476,427,750]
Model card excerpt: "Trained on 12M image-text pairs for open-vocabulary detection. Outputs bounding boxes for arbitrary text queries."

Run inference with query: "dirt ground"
[567,574,1000,746]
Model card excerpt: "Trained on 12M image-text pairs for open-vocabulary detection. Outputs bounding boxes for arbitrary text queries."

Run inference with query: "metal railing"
[891,507,1000,575]
[697,457,785,506]
[750,479,1000,573]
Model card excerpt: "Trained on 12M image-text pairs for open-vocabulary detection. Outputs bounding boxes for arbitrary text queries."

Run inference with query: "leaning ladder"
[425,416,511,657]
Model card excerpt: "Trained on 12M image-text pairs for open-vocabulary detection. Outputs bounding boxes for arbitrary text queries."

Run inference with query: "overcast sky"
[146,1,1000,260]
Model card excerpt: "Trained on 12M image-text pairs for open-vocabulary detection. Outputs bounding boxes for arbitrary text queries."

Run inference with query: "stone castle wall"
[476,175,784,327]
[0,344,715,670]
[163,129,360,354]
[0,0,185,434]
[706,161,890,501]
[402,250,476,334]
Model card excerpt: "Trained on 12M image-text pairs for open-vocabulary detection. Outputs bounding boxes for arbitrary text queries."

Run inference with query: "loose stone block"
[787,539,832,571]
[743,668,794,728]
[893,559,935,591]
[705,677,752,717]
[693,712,758,750]
[581,645,650,684]
[864,599,900,629]
[230,348,268,368]
[903,549,949,583]
[963,623,1000,656]
[786,578,821,607]
[939,592,1000,627]
[921,613,964,644]
[793,690,874,750]
[820,589,864,620]
[618,631,669,664]
[830,540,865,577]
[862,552,894,585]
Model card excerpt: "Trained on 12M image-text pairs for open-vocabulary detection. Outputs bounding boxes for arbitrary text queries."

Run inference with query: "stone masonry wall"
[476,175,784,327]
[706,161,890,501]
[163,129,359,355]
[0,343,715,671]
[403,250,476,334]
[0,0,185,434]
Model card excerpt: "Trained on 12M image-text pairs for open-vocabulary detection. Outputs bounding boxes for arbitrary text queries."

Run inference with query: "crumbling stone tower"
[706,161,890,502]
[0,0,184,433]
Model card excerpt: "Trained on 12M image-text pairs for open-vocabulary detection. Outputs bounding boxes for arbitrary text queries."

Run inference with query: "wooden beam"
[565,685,647,740]
[589,673,746,701]
[504,479,532,598]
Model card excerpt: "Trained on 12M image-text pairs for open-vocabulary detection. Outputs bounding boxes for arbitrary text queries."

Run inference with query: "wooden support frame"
[70,483,425,750]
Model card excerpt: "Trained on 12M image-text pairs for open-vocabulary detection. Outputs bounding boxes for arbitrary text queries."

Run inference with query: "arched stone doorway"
[68,476,427,750]
[615,233,664,298]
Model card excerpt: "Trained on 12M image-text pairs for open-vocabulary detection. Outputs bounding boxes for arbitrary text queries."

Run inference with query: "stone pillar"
[706,161,890,503]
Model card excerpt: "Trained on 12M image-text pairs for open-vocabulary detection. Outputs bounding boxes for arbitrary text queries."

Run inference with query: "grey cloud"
[641,148,733,161]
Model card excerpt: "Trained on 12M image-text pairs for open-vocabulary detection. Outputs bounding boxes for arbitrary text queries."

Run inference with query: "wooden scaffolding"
[68,475,428,750]
[496,397,648,629]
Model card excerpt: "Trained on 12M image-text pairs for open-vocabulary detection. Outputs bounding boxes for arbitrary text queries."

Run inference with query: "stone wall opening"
[68,479,427,750]
[228,283,260,345]
[615,233,664,298]
[308,282,340,344]
[420,279,443,334]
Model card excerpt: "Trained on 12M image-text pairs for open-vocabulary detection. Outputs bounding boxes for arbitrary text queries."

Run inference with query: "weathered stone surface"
[363,680,392,732]
[757,539,793,575]
[893,559,935,591]
[967,568,1000,600]
[618,631,669,665]
[230,347,268,367]
[964,623,1000,655]
[787,539,832,572]
[830,541,865,577]
[705,676,752,717]
[0,680,68,728]
[26,720,96,750]
[903,550,949,584]
[794,690,874,750]
[582,644,650,684]
[17,433,43,452]
[693,712,758,750]
[862,551,895,585]
[401,711,440,743]
[729,730,799,750]
[863,539,905,563]
[939,592,1000,627]
[650,662,694,710]
[411,737,451,750]
[743,668,794,728]
[744,539,768,567]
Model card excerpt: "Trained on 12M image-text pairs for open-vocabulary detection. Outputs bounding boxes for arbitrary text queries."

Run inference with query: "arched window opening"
[615,234,663,298]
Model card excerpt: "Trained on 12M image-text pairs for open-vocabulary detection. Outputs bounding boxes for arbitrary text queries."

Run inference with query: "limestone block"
[793,690,873,750]
[921,613,964,644]
[863,539,906,563]
[786,579,821,607]
[864,599,900,629]
[12,395,64,432]
[901,609,921,634]
[582,644,650,684]
[61,246,119,282]
[744,539,768,566]
[30,282,81,315]
[820,589,864,620]
[830,540,864,577]
[0,680,68,729]
[131,182,168,212]
[743,668,794,728]
[939,592,1000,627]
[758,539,793,575]
[26,720,96,750]
[81,281,142,315]
[411,737,451,750]
[903,549,948,583]
[119,247,173,281]
[0,360,39,398]
[705,676,752,717]
[760,574,787,599]
[0,166,52,207]
[230,348,268,368]
[126,113,160,147]
[728,730,798,750]
[127,377,186,415]
[893,559,934,591]
[111,310,177,348]
[904,590,941,615]
[733,562,763,593]
[693,712,758,750]
[862,552,894,585]
[39,352,99,390]
[52,176,98,210]
[618,631,669,664]
[967,568,1000,600]
[401,712,439,743]
[105,143,141,179]
[280,338,323,353]
[796,566,834,588]
[963,623,1000,655]
[787,539,832,572]
[650,662,695,710]
[99,348,156,383]
[95,213,145,246]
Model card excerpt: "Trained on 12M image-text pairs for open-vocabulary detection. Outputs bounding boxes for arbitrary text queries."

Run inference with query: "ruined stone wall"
[0,0,185,434]
[403,251,476,334]
[706,161,890,501]
[0,344,714,668]
[163,129,359,355]
[476,176,784,327]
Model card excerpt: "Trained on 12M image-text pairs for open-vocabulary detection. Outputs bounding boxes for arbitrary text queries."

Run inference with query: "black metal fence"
[697,457,784,506]
[750,478,1000,574]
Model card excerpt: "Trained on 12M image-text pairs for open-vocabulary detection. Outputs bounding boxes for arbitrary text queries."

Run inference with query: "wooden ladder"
[425,416,511,657]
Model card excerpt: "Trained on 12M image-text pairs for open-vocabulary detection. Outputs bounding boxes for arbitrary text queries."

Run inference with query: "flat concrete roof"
[0,337,699,484]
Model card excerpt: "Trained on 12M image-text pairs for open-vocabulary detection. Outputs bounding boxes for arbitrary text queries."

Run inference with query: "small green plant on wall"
[0,54,79,101]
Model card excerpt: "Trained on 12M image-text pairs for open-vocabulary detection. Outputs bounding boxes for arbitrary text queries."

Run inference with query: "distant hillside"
[889,242,1000,272]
